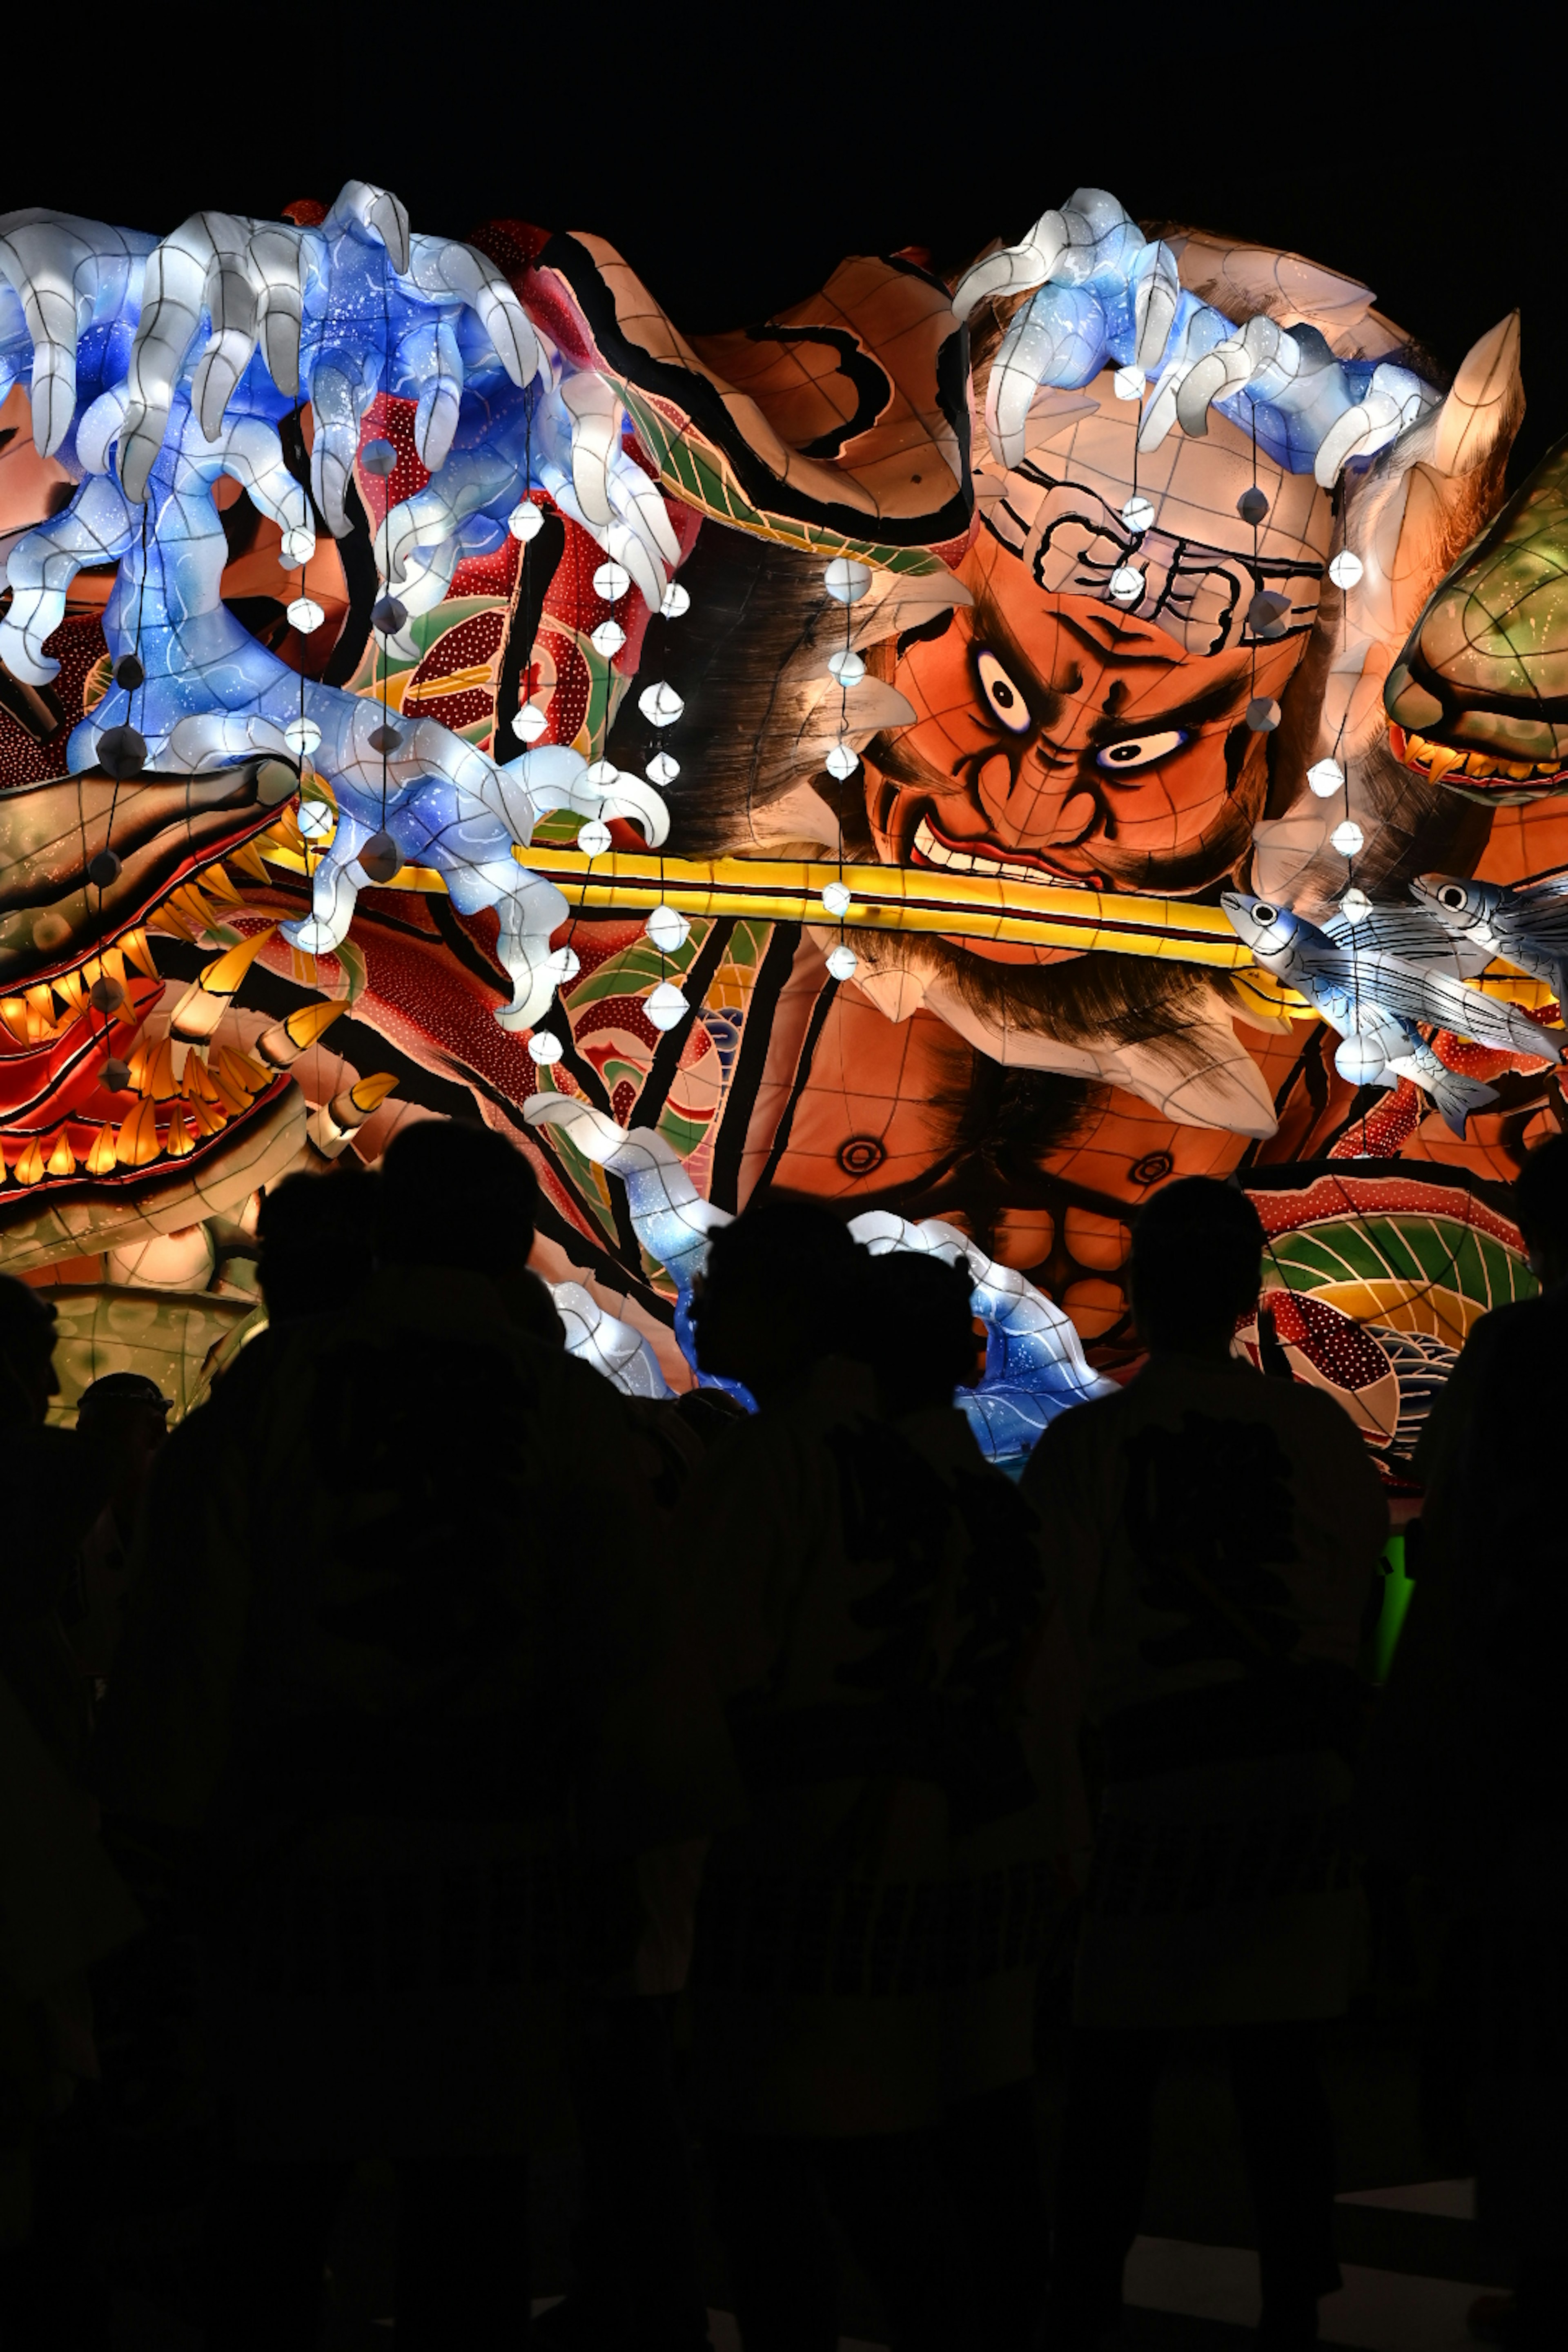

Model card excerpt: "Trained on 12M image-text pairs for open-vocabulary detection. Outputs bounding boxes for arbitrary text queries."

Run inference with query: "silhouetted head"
[75,1371,170,1521]
[0,1276,59,1429]
[692,1200,865,1406]
[257,1165,380,1323]
[1512,1133,1568,1289]
[1129,1178,1265,1359]
[376,1120,539,1279]
[863,1250,979,1415]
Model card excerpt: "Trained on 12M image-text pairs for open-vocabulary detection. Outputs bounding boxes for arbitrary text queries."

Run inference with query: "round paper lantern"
[592,560,631,604]
[646,980,688,1031]
[646,751,679,785]
[821,881,851,918]
[103,1058,131,1093]
[824,557,872,604]
[550,945,581,985]
[591,619,626,657]
[1331,820,1365,857]
[96,724,146,780]
[113,653,144,691]
[1246,696,1281,733]
[298,800,334,840]
[1338,887,1372,924]
[1108,565,1144,604]
[824,744,860,780]
[360,438,397,477]
[639,681,684,728]
[512,704,547,743]
[287,596,324,634]
[577,818,612,857]
[1120,495,1155,533]
[359,830,403,884]
[1237,486,1270,526]
[1113,365,1146,402]
[528,1031,563,1065]
[285,716,322,758]
[1334,1031,1388,1085]
[827,943,859,980]
[827,648,866,686]
[1328,549,1364,590]
[661,582,691,619]
[508,501,544,542]
[371,594,407,636]
[645,903,690,954]
[1307,757,1344,797]
[87,849,121,888]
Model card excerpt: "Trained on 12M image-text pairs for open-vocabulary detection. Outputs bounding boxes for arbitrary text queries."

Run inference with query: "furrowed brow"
[1085,662,1252,746]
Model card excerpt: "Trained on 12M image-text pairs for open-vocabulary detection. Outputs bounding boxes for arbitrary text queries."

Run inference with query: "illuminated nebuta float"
[1,182,1563,1470]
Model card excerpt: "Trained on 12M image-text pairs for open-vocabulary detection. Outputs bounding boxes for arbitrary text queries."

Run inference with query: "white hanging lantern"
[280,524,316,565]
[1113,365,1147,402]
[584,759,620,789]
[824,744,860,781]
[512,703,548,744]
[1327,549,1363,590]
[1108,564,1144,604]
[827,648,866,686]
[1338,887,1372,924]
[1307,757,1344,797]
[297,799,335,841]
[824,557,872,604]
[645,903,690,954]
[1120,495,1155,533]
[577,817,612,857]
[1246,696,1282,734]
[592,559,631,604]
[508,500,544,541]
[549,944,581,985]
[826,942,859,980]
[528,1031,564,1065]
[638,680,684,728]
[646,751,680,786]
[287,596,324,634]
[1331,820,1365,857]
[1334,1031,1387,1085]
[590,619,627,657]
[284,716,322,758]
[821,881,851,918]
[660,581,691,619]
[646,980,688,1031]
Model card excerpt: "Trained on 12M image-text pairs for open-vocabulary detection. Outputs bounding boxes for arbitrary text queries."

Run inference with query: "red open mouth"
[908,811,1105,889]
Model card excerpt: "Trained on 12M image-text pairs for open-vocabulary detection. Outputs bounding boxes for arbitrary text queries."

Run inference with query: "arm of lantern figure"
[214,416,315,545]
[0,473,136,682]
[849,1208,1117,1461]
[284,810,376,955]
[523,1102,734,1293]
[495,744,671,851]
[0,211,154,459]
[550,1281,674,1401]
[375,457,519,589]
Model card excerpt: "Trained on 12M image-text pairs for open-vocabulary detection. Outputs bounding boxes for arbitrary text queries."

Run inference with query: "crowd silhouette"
[0,1125,1561,2350]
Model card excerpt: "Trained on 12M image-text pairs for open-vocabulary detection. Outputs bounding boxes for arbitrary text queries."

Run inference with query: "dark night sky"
[12,21,1561,481]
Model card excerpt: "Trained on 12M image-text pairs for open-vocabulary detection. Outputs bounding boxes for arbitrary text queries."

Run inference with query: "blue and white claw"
[520,1102,1114,1457]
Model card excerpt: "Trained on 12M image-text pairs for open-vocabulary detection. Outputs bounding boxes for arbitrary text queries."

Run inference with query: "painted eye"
[1096,729,1187,772]
[1437,885,1468,910]
[976,649,1033,734]
[1252,904,1279,924]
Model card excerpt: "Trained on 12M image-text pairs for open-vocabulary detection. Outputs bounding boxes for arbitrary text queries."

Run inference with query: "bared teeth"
[913,815,1077,885]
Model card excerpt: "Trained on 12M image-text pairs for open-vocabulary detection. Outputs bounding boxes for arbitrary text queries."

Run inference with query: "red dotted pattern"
[1263,1287,1391,1393]
[405,608,508,735]
[1247,1170,1524,1254]
[573,993,662,1053]
[0,614,107,790]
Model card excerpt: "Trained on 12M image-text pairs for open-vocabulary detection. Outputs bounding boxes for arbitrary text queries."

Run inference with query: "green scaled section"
[1388,433,1568,791]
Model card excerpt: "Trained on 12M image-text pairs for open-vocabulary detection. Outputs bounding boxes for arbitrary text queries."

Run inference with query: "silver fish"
[1222,894,1560,1063]
[1414,872,1568,1013]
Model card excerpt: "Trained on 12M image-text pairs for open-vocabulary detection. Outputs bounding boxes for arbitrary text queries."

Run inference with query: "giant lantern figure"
[0,183,1559,1469]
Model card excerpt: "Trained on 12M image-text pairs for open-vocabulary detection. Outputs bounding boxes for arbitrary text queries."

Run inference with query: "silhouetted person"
[69,1374,170,1684]
[0,1281,135,2352]
[1363,1134,1568,2350]
[683,1202,1022,2352]
[98,1120,739,2351]
[252,1162,378,1326]
[863,1247,1083,2348]
[1023,1178,1387,2352]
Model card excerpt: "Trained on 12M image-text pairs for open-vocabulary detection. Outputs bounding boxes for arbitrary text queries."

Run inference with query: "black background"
[7,18,1561,480]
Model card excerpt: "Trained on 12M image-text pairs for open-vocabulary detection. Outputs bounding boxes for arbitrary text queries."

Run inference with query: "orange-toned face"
[863,378,1335,961]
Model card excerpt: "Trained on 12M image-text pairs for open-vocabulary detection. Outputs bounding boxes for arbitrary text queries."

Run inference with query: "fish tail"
[1427,1064,1499,1138]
